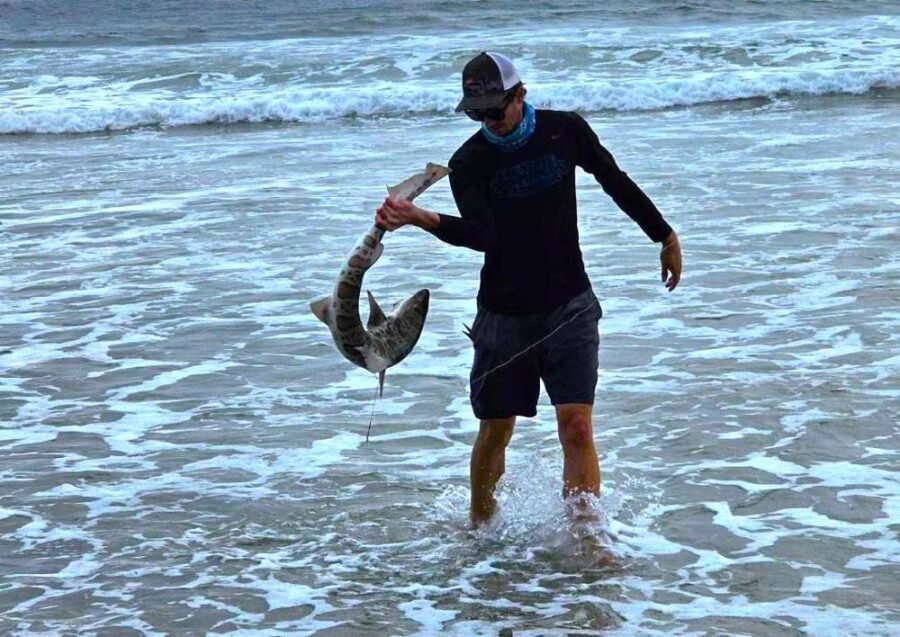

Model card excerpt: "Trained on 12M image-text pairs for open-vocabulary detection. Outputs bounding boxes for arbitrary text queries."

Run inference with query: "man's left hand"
[660,231,682,291]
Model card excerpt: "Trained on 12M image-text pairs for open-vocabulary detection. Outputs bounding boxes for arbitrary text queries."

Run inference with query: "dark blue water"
[1,0,897,46]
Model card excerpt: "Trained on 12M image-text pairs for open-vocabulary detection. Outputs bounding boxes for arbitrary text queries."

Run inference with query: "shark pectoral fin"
[367,290,387,328]
[310,296,332,323]
[378,370,385,398]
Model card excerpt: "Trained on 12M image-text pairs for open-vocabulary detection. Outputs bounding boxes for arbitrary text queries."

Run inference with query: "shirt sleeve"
[426,155,495,252]
[571,112,673,243]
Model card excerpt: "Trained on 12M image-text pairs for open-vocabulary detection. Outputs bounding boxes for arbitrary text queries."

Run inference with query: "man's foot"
[469,514,491,529]
[580,533,617,569]
[469,496,497,529]
[566,500,617,568]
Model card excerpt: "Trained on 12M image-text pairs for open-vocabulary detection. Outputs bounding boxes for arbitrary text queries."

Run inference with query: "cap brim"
[454,93,508,113]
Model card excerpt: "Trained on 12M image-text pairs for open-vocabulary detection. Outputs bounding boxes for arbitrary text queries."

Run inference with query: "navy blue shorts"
[467,288,602,420]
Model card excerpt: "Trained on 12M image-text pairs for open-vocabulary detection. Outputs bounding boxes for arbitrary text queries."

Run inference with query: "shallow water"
[2,2,900,635]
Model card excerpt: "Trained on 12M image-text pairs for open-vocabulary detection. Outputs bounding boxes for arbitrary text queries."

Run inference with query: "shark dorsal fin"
[310,296,331,324]
[367,290,387,328]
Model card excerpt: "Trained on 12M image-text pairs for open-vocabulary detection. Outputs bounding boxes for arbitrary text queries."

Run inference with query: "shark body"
[310,162,450,392]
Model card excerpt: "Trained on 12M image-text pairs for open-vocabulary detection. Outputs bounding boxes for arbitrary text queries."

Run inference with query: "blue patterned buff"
[481,102,536,152]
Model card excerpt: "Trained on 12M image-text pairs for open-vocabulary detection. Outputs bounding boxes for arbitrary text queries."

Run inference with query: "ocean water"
[1,1,899,635]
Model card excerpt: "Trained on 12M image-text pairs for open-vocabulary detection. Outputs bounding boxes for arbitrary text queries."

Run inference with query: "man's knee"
[477,418,514,450]
[557,414,594,450]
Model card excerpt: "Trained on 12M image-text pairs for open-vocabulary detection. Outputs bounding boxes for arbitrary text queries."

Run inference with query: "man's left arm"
[570,112,682,291]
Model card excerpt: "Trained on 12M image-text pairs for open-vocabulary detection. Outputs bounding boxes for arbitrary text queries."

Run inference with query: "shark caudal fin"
[366,290,387,328]
[425,162,450,178]
[385,163,449,201]
[310,297,331,323]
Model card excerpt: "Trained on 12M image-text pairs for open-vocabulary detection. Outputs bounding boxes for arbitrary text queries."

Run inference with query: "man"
[376,52,682,527]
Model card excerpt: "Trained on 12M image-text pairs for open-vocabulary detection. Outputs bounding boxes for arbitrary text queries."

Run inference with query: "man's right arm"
[376,156,495,252]
[425,160,495,252]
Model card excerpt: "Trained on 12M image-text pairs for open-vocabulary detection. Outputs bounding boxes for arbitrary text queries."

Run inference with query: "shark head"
[384,288,430,365]
[395,288,430,328]
[355,288,430,373]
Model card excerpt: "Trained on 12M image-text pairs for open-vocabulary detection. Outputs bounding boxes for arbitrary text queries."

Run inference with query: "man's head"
[456,52,526,136]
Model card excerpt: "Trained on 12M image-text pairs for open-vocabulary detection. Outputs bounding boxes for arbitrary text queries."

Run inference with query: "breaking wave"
[3,67,898,135]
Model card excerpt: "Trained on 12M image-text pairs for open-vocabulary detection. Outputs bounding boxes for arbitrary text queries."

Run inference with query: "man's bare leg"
[470,417,515,527]
[556,403,614,565]
[555,404,600,500]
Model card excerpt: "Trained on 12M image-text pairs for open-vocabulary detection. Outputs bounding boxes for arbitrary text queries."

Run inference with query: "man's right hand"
[375,197,416,231]
[375,198,439,231]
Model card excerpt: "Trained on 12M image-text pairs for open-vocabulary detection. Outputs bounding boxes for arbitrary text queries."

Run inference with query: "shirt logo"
[490,155,569,200]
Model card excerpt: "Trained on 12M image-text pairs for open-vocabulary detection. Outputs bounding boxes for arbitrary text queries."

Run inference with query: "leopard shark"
[310,162,450,395]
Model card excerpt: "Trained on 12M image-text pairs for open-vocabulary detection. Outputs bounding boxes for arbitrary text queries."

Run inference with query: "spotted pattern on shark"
[310,163,450,393]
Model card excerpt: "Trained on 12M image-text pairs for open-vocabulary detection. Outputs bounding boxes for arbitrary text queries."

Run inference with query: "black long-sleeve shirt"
[429,109,672,315]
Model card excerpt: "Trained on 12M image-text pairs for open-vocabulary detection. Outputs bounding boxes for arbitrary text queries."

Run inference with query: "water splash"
[432,453,629,568]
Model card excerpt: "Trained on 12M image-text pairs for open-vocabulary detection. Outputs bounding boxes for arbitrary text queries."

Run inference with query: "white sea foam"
[3,12,898,134]
[2,35,898,635]
[2,67,898,134]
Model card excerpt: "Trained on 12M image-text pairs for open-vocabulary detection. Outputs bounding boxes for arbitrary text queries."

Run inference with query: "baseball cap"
[454,52,522,112]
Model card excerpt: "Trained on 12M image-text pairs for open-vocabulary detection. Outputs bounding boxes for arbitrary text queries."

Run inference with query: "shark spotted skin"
[310,162,450,392]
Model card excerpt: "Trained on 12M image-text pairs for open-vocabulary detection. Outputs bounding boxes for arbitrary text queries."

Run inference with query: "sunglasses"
[465,91,516,122]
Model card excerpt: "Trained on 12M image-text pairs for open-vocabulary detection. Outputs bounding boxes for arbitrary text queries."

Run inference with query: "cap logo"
[464,77,503,97]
